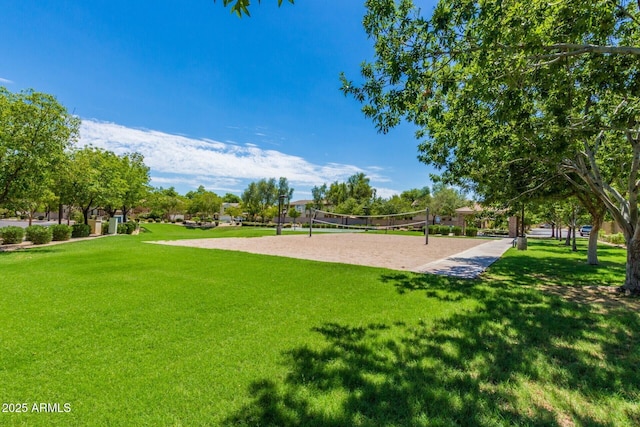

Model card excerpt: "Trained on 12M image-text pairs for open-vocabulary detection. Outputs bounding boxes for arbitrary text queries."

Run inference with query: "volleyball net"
[308,208,429,242]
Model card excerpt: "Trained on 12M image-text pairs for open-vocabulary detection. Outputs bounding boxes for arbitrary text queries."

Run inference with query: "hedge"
[465,227,478,237]
[25,225,53,245]
[71,223,91,238]
[51,224,73,241]
[0,226,24,244]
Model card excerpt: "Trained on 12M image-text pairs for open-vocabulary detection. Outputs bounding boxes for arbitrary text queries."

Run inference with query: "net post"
[425,207,429,245]
[309,209,316,237]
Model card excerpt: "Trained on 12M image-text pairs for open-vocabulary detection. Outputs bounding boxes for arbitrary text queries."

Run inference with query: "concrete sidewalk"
[413,238,513,279]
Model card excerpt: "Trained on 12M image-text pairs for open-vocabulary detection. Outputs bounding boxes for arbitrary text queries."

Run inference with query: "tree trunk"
[624,236,640,295]
[587,220,602,265]
[551,223,555,238]
[558,221,562,240]
[572,224,577,252]
[58,203,63,224]
[83,207,90,225]
[565,227,571,246]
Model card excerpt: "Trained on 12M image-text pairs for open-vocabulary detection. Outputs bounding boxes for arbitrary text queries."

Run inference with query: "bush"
[51,224,72,241]
[70,211,84,224]
[428,225,439,235]
[480,228,509,236]
[71,223,91,238]
[465,227,478,237]
[25,225,53,245]
[38,215,45,220]
[24,225,38,242]
[601,232,625,245]
[452,226,463,236]
[176,218,184,223]
[117,221,137,235]
[439,226,451,235]
[0,226,24,244]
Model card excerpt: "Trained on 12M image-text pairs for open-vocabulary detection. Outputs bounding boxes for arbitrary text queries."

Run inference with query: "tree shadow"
[224,273,639,426]
[490,240,626,287]
[0,246,59,256]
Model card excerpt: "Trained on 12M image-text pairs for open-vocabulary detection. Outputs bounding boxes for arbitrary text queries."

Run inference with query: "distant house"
[454,204,482,228]
[220,202,241,222]
[289,200,314,218]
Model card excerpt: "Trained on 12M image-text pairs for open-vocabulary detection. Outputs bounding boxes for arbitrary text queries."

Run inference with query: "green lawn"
[1,224,638,426]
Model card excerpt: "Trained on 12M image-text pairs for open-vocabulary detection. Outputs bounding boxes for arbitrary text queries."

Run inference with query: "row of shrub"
[0,224,76,245]
[0,219,142,245]
[479,229,510,236]
[96,220,138,235]
[427,225,459,235]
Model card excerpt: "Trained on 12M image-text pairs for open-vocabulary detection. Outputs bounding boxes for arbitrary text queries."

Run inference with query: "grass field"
[1,224,638,426]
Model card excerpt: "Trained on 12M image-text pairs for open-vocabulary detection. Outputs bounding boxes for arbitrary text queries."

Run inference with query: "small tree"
[288,207,300,228]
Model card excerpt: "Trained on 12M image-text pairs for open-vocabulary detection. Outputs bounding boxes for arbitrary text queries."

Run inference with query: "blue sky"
[1,0,438,200]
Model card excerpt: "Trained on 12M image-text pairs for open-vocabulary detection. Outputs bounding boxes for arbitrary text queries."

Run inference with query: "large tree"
[342,0,640,293]
[186,185,222,221]
[429,183,467,224]
[0,88,79,207]
[118,153,150,222]
[102,152,150,222]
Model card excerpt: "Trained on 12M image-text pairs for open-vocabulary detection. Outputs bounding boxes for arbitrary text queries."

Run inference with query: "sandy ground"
[149,233,491,272]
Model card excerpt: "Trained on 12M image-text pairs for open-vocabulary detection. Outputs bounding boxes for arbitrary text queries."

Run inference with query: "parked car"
[579,225,593,236]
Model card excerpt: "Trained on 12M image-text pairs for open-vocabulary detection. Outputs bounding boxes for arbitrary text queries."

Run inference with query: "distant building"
[289,200,314,218]
[220,202,241,222]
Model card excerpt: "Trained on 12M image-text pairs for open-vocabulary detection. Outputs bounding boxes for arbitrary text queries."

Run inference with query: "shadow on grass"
[224,245,639,426]
[489,239,626,287]
[0,246,59,256]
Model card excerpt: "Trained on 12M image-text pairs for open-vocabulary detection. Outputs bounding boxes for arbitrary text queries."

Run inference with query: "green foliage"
[146,187,186,222]
[344,0,640,290]
[430,183,467,218]
[115,221,137,235]
[70,211,84,224]
[0,88,79,206]
[217,0,294,17]
[124,221,137,234]
[241,177,293,222]
[601,232,626,245]
[51,224,72,241]
[481,229,510,236]
[451,226,463,236]
[186,185,222,220]
[288,207,301,221]
[465,227,478,237]
[24,225,53,245]
[0,226,24,244]
[71,223,91,238]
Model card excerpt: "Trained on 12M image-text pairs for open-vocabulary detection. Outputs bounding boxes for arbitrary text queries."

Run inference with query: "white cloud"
[0,77,14,84]
[375,187,401,199]
[79,120,392,195]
